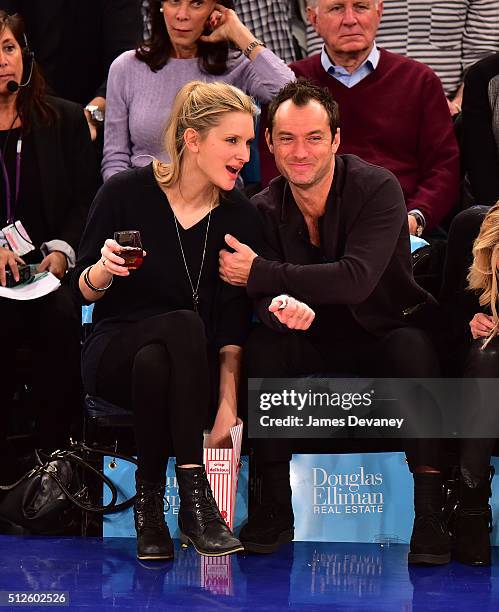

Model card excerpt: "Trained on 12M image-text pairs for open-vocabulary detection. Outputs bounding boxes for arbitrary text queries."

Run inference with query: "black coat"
[31,95,100,250]
[247,154,431,336]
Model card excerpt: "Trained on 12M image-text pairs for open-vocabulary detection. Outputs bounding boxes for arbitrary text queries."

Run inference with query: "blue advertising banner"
[102,456,249,538]
[291,453,499,545]
[102,452,499,546]
[291,452,413,544]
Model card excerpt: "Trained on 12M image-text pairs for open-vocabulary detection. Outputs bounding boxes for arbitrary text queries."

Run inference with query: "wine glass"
[114,230,144,270]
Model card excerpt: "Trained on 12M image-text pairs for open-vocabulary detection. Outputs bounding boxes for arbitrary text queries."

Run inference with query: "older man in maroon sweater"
[260,0,460,236]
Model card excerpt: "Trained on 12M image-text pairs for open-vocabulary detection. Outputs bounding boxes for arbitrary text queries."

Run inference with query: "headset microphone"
[6,80,20,93]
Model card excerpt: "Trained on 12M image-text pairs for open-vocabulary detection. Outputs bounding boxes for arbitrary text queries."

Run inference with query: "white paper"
[0,271,61,301]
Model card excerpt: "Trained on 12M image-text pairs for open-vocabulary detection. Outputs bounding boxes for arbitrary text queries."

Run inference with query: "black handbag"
[0,441,137,534]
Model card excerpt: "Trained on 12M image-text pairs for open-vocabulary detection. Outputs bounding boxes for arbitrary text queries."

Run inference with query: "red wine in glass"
[114,231,144,270]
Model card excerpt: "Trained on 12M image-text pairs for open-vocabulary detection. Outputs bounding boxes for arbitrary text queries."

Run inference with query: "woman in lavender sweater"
[102,0,295,180]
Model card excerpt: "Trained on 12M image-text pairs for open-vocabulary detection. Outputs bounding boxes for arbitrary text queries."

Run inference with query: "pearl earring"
[160,7,164,12]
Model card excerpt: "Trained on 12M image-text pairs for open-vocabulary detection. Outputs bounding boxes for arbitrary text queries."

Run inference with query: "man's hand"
[38,251,68,279]
[447,83,463,117]
[219,234,257,286]
[269,294,315,330]
[408,214,418,236]
[447,98,462,116]
[469,312,497,340]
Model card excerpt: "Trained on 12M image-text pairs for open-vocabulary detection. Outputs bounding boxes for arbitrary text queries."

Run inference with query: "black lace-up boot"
[239,460,294,554]
[134,474,174,561]
[175,465,244,557]
[408,472,451,565]
[452,466,494,566]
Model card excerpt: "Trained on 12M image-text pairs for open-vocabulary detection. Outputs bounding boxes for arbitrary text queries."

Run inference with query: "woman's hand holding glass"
[99,231,146,278]
[99,238,129,277]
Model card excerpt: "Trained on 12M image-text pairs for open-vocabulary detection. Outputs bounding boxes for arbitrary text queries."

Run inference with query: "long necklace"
[172,200,213,312]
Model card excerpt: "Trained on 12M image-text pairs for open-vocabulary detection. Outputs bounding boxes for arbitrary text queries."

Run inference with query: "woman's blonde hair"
[468,201,499,346]
[153,81,258,189]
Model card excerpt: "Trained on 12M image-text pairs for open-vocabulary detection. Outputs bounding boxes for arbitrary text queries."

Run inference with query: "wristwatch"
[243,38,266,58]
[409,211,425,237]
[84,104,105,125]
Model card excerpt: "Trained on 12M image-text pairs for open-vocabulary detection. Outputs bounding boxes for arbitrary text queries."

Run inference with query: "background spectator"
[0,11,99,458]
[261,0,460,235]
[376,1,499,115]
[462,52,499,207]
[304,1,499,116]
[0,1,143,140]
[102,0,294,180]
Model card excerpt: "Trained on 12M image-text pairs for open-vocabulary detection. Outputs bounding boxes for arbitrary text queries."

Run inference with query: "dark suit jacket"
[247,154,431,337]
[32,95,100,250]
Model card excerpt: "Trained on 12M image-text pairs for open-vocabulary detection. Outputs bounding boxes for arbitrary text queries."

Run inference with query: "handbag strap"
[0,442,139,515]
[45,450,120,514]
[69,442,139,513]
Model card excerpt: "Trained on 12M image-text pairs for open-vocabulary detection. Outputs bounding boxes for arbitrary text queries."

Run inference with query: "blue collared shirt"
[321,43,380,88]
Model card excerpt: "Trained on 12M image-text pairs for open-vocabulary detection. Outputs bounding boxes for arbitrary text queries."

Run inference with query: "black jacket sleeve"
[56,101,102,250]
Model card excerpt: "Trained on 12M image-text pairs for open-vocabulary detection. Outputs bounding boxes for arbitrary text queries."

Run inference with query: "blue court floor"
[0,536,498,611]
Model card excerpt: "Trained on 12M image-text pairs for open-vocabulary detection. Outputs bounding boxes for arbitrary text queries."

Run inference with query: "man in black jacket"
[219,79,446,564]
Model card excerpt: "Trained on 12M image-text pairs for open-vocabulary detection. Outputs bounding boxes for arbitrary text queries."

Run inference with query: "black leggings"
[243,324,440,468]
[94,310,210,482]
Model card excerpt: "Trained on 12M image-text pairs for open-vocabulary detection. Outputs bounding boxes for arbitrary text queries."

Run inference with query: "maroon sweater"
[260,49,460,231]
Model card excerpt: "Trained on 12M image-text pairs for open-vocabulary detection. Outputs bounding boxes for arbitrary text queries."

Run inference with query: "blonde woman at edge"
[73,82,265,561]
[448,200,499,567]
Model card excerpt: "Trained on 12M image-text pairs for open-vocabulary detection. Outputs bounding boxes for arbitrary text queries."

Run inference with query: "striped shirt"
[376,0,499,96]
[306,23,324,57]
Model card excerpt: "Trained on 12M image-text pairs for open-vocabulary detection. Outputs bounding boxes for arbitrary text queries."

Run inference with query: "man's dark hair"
[267,78,340,141]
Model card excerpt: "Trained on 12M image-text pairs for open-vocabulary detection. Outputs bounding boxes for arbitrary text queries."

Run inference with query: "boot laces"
[191,472,222,527]
[136,486,170,530]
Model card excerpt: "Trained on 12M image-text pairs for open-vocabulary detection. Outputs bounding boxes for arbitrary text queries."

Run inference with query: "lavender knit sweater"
[102,49,294,180]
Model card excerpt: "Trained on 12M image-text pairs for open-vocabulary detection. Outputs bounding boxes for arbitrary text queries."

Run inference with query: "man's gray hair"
[306,0,379,7]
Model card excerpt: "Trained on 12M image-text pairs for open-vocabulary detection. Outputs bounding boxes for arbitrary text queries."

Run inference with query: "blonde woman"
[73,81,264,561]
[468,202,499,346]
[448,201,499,566]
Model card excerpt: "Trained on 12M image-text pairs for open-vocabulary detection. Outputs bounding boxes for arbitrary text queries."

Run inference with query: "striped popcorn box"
[201,554,233,596]
[203,418,243,530]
